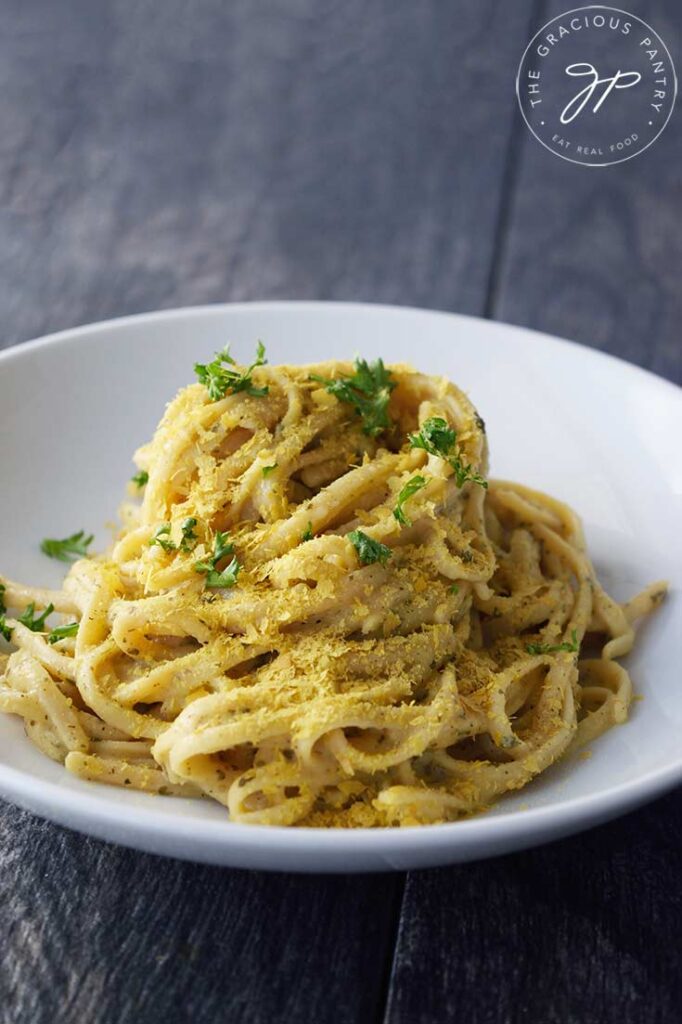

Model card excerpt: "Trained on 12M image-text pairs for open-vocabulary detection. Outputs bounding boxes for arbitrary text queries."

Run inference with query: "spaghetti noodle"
[0,347,666,827]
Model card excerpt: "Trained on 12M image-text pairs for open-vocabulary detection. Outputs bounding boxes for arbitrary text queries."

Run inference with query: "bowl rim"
[1,300,680,862]
[1,299,680,396]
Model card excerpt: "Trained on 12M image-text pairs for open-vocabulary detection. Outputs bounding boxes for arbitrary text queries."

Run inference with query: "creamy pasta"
[0,347,666,827]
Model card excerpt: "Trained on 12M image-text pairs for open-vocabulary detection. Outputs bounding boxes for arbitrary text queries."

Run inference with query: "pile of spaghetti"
[0,345,666,827]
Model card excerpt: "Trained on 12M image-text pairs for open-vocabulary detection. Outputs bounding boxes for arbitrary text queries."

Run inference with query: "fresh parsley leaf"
[18,602,54,633]
[48,622,79,645]
[409,417,456,456]
[180,517,199,552]
[408,417,487,489]
[194,532,241,589]
[201,556,242,589]
[150,518,199,553]
[262,464,277,477]
[393,475,427,527]
[311,357,396,437]
[0,587,11,641]
[0,584,10,640]
[526,629,579,656]
[40,530,94,562]
[194,341,269,401]
[449,583,460,595]
[150,523,175,552]
[212,531,235,564]
[348,530,392,566]
[131,470,149,488]
[301,522,314,543]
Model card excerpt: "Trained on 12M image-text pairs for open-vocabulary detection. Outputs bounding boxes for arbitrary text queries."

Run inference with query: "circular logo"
[516,5,677,166]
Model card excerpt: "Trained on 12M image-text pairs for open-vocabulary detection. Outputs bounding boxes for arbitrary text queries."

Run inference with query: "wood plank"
[387,2,682,1021]
[0,803,399,1024]
[0,2,537,1023]
[492,0,682,383]
[386,791,682,1024]
[0,0,537,350]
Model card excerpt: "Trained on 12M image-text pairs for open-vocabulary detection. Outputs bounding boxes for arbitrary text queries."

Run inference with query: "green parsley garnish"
[449,584,460,595]
[180,517,199,552]
[0,618,11,642]
[301,522,314,543]
[40,530,94,562]
[194,341,268,402]
[0,585,11,641]
[18,602,54,633]
[131,470,149,489]
[408,417,487,489]
[393,475,427,527]
[150,518,199,553]
[311,357,396,437]
[348,530,392,566]
[194,531,241,589]
[150,523,175,552]
[48,622,79,645]
[262,464,277,477]
[202,556,241,589]
[526,629,579,656]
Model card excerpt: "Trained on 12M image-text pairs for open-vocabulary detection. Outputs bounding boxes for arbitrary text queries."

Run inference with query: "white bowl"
[1,302,680,872]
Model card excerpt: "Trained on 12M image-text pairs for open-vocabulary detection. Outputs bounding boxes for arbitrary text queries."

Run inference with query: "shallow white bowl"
[1,302,680,872]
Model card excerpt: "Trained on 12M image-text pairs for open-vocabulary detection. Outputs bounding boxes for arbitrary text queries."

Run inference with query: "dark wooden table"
[1,3,680,1022]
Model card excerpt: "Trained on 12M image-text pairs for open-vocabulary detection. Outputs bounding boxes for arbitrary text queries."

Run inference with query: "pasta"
[0,347,667,827]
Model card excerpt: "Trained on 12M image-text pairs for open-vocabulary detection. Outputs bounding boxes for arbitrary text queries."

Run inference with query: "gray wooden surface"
[0,2,680,1023]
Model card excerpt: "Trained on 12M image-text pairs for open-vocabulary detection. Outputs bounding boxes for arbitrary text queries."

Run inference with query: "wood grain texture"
[0,803,399,1024]
[493,0,682,383]
[0,2,540,1023]
[385,1,682,1021]
[385,790,682,1024]
[1,1,680,1022]
[0,0,534,350]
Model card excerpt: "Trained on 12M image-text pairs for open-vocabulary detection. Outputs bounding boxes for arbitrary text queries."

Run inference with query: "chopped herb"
[40,530,94,562]
[150,523,175,552]
[210,531,235,565]
[180,517,199,552]
[150,518,199,553]
[195,531,241,589]
[18,602,54,633]
[409,416,456,456]
[301,522,314,543]
[194,341,268,401]
[449,584,460,595]
[0,586,11,641]
[526,629,579,656]
[262,464,277,477]
[201,556,241,589]
[393,475,427,526]
[131,470,149,488]
[48,622,79,645]
[348,530,392,566]
[408,417,487,489]
[311,357,396,437]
